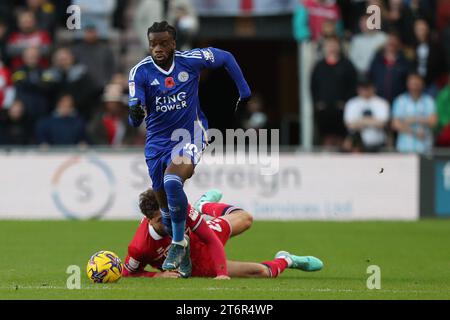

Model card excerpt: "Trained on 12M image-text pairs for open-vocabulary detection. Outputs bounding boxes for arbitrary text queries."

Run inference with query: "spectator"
[0,99,31,145]
[239,94,268,131]
[88,83,138,146]
[0,1,15,27]
[301,0,342,41]
[349,14,388,76]
[134,0,164,51]
[412,18,447,96]
[316,18,341,59]
[385,0,415,46]
[109,72,128,93]
[43,47,96,120]
[443,23,450,73]
[336,0,367,34]
[36,94,88,146]
[0,59,14,109]
[12,45,50,124]
[172,4,199,51]
[435,80,450,146]
[436,0,450,33]
[25,0,57,37]
[343,79,390,152]
[6,10,51,70]
[369,32,412,103]
[0,18,10,65]
[407,0,436,27]
[392,73,437,153]
[311,36,357,146]
[71,25,116,97]
[72,0,117,39]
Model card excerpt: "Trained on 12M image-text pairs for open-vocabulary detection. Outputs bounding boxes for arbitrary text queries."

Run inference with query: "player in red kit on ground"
[123,189,324,279]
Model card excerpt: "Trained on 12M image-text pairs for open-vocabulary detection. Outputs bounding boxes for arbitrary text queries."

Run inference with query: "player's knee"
[240,211,253,231]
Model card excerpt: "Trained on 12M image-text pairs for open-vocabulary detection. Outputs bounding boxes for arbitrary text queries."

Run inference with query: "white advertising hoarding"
[0,152,419,220]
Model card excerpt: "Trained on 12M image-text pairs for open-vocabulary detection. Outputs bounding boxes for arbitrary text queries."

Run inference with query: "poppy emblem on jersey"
[178,71,189,83]
[165,77,175,89]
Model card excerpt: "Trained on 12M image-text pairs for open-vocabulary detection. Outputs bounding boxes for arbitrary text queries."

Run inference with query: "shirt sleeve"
[392,96,404,119]
[186,205,203,232]
[343,100,357,124]
[128,65,147,108]
[186,47,251,99]
[425,96,436,116]
[123,246,145,274]
[375,99,390,122]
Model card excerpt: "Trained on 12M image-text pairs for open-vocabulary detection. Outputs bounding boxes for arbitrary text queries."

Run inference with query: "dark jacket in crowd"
[13,65,50,121]
[0,109,31,145]
[36,112,87,145]
[311,56,357,137]
[43,64,96,120]
[413,40,447,86]
[311,56,357,108]
[369,51,412,103]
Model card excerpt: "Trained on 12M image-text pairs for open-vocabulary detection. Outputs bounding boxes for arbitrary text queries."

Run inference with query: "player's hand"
[214,275,231,280]
[155,271,181,279]
[129,99,145,120]
[234,96,251,114]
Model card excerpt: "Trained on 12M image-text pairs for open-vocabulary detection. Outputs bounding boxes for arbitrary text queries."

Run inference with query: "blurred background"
[0,0,448,151]
[0,0,449,221]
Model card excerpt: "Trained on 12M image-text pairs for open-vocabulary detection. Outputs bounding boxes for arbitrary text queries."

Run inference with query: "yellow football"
[86,250,123,283]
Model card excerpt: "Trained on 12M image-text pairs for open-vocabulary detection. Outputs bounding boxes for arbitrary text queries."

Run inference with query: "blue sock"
[164,174,188,243]
[160,208,172,237]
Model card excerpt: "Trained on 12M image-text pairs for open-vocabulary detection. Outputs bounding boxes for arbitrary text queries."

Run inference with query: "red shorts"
[190,217,232,277]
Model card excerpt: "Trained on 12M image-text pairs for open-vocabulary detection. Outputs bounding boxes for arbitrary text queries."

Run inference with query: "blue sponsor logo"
[435,161,450,216]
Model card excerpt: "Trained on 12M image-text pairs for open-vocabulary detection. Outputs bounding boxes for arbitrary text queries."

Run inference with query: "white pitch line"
[1,286,450,294]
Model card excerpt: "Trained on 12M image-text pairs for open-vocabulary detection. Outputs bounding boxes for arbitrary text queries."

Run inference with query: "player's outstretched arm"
[123,254,181,278]
[123,268,180,278]
[200,48,251,112]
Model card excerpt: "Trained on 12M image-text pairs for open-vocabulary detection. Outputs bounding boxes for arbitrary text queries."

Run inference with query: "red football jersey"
[123,204,203,273]
[189,218,231,277]
[123,206,231,277]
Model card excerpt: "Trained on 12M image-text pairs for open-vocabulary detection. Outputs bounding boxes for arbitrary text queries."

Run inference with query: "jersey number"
[206,220,222,232]
[183,143,198,157]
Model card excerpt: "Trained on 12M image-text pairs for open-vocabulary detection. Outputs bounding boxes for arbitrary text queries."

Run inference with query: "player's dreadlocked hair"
[139,189,160,219]
[147,21,177,40]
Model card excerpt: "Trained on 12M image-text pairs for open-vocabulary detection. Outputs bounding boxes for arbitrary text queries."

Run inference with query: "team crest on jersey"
[129,82,135,97]
[178,71,189,83]
[165,77,175,89]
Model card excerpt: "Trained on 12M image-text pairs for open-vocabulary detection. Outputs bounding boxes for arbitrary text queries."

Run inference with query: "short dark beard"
[155,50,175,71]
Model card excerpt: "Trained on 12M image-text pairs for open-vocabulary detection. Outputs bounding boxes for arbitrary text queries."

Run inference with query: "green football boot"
[194,189,223,213]
[275,251,324,272]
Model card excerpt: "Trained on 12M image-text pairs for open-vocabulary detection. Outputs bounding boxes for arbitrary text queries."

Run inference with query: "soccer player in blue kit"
[128,21,251,274]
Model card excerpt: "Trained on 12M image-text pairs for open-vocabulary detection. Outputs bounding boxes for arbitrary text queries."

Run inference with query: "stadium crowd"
[299,0,450,153]
[0,0,448,155]
[0,0,198,147]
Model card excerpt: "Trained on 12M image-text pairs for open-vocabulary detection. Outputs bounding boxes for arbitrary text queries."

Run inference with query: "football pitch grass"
[0,220,449,300]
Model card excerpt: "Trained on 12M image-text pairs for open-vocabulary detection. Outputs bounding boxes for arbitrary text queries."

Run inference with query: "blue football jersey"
[128,47,251,160]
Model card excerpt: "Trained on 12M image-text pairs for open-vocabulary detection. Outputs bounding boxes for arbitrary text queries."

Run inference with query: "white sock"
[279,255,293,267]
[198,201,210,213]
[172,239,187,247]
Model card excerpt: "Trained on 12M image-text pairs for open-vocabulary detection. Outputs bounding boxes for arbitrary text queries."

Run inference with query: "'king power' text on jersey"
[129,48,250,160]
